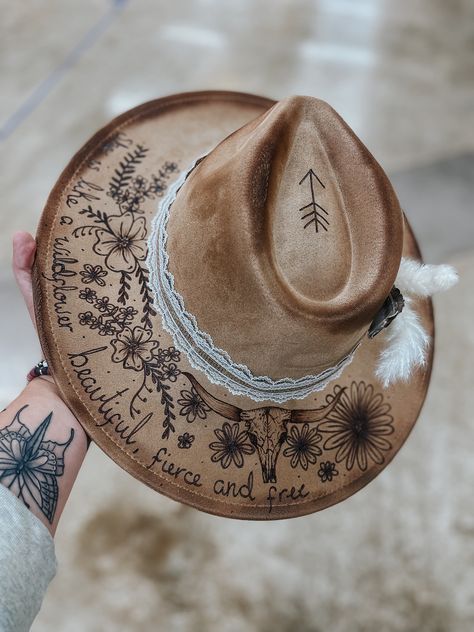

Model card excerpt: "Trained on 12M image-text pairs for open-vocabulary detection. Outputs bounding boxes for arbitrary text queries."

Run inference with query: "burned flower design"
[318,461,339,482]
[209,422,255,469]
[161,346,181,363]
[95,296,113,313]
[97,316,120,337]
[283,423,322,470]
[117,306,138,324]
[133,175,149,193]
[111,326,158,371]
[163,161,178,174]
[319,382,394,471]
[79,263,108,286]
[150,176,167,196]
[177,432,195,449]
[78,311,97,327]
[93,214,147,273]
[116,189,145,214]
[79,287,97,303]
[161,363,180,383]
[177,387,210,423]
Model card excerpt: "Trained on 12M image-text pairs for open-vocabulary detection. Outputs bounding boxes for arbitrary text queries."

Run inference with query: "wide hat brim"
[33,91,434,520]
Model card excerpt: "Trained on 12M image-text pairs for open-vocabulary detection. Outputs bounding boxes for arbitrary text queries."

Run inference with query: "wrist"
[26,373,60,399]
[1,375,90,535]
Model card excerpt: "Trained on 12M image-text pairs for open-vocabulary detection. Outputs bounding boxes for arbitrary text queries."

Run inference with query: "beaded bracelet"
[27,360,50,383]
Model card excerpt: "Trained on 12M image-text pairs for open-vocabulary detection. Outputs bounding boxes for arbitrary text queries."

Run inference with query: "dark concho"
[368,286,405,339]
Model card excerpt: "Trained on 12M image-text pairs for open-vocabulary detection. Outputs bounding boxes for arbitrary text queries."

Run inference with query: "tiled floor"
[1,1,473,630]
[1,0,474,263]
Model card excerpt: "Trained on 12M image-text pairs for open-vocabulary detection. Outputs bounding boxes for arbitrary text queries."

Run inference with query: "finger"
[12,231,37,328]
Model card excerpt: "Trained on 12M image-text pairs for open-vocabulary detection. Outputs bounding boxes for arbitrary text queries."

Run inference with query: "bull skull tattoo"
[183,372,345,484]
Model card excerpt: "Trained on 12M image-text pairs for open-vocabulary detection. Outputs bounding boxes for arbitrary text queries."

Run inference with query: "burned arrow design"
[298,169,329,233]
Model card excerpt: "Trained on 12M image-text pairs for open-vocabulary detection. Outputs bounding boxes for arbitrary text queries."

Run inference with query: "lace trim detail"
[146,155,359,403]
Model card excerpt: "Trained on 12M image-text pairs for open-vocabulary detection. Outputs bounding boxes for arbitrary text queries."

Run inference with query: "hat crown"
[165,95,403,381]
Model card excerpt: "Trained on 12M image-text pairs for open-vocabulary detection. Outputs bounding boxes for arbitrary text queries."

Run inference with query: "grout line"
[0,0,129,142]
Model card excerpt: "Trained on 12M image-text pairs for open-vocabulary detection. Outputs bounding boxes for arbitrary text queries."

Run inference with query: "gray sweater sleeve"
[0,484,57,632]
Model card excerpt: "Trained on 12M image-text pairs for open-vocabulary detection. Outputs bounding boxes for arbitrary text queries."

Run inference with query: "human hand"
[3,233,89,535]
[12,231,56,385]
[12,231,38,330]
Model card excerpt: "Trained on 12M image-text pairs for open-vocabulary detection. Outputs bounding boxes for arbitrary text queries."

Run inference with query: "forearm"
[0,376,89,536]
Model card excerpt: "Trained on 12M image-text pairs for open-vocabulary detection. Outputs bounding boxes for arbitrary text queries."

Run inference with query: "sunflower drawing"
[177,386,210,423]
[209,422,255,469]
[318,381,394,471]
[283,423,322,470]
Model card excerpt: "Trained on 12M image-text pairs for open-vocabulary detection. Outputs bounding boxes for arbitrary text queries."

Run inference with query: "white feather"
[375,258,458,387]
[396,258,459,297]
[375,298,430,387]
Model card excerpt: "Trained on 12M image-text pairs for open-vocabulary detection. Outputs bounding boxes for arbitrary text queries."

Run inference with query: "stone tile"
[1,0,474,270]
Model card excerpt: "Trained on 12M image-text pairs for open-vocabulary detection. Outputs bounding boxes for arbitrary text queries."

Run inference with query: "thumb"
[12,231,37,330]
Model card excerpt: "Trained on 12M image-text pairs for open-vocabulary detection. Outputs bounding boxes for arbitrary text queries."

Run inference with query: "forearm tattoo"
[0,405,74,523]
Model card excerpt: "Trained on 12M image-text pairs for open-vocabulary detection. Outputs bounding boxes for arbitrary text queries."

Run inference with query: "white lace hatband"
[146,156,361,403]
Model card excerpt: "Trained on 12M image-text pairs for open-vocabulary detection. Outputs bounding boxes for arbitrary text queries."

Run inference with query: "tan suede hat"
[33,91,442,519]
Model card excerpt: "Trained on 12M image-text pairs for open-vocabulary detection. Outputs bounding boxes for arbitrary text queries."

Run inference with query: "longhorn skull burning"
[183,372,345,483]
